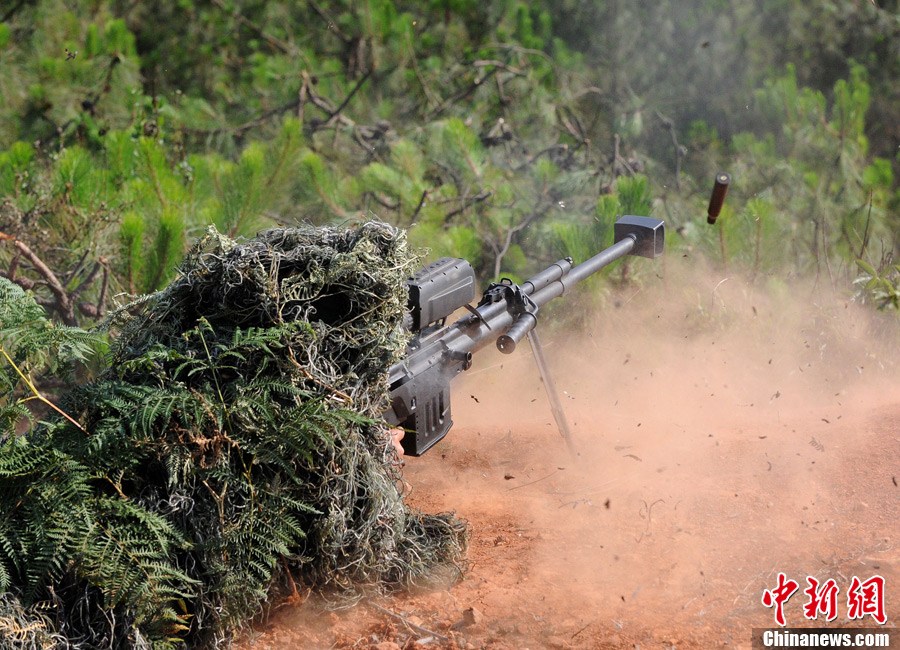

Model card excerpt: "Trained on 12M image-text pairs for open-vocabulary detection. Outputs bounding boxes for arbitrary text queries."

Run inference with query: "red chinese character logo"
[762,572,800,626]
[803,576,839,621]
[847,575,887,625]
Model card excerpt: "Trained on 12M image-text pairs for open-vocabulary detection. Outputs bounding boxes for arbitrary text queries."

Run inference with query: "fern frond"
[80,496,197,628]
[0,277,106,376]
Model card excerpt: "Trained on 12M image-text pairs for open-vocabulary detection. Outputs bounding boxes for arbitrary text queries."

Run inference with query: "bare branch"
[365,192,400,211]
[656,110,686,189]
[409,190,429,226]
[307,0,351,44]
[0,233,76,325]
[70,260,102,300]
[427,67,500,120]
[77,259,109,319]
[325,69,371,123]
[7,253,20,282]
[472,59,525,76]
[444,190,493,221]
[209,0,296,55]
[0,272,35,290]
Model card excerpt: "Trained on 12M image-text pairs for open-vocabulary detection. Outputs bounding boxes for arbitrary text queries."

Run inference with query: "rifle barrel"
[522,258,573,295]
[529,236,635,307]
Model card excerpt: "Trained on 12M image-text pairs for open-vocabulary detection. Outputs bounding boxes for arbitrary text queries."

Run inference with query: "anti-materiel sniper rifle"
[384,215,665,456]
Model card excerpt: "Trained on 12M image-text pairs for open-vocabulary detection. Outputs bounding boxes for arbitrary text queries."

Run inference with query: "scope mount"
[478,278,539,354]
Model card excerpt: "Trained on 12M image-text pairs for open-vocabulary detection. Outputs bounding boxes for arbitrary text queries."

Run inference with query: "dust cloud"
[402,257,899,645]
[242,259,898,649]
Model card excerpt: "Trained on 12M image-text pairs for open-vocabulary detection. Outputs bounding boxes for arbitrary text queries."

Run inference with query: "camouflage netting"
[0,222,468,649]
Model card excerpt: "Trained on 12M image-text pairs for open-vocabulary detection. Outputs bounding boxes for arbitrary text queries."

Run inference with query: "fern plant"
[0,278,106,434]
[0,278,199,647]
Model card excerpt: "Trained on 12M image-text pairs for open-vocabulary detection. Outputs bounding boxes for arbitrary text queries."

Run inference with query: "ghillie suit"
[0,222,467,648]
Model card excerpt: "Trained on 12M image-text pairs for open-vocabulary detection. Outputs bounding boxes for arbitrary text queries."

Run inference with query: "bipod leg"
[526,329,579,460]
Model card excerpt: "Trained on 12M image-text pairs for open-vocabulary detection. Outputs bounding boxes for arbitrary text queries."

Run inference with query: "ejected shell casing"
[707,172,730,224]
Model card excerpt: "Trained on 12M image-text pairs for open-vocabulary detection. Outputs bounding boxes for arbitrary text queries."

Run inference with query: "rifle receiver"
[407,257,476,331]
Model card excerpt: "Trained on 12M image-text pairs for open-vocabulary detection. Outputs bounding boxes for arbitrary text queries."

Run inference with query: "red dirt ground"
[237,270,899,649]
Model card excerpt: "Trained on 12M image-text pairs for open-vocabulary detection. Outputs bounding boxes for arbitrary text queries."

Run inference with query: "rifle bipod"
[525,328,579,461]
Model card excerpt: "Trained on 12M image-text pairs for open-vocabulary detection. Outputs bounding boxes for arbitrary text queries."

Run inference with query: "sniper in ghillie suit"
[0,223,467,648]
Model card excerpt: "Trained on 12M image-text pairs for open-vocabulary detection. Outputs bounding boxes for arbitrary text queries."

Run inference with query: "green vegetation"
[1,0,894,316]
[0,0,897,646]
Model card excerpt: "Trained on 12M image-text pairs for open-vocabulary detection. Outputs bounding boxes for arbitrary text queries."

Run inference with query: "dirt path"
[239,274,899,649]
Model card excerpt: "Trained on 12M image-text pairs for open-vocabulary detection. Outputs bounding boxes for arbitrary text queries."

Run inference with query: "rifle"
[385,215,665,456]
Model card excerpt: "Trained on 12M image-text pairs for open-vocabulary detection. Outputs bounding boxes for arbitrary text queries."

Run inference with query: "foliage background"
[0,0,897,320]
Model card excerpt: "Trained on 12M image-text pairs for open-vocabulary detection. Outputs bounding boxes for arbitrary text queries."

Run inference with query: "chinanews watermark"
[751,629,895,648]
[751,573,895,649]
